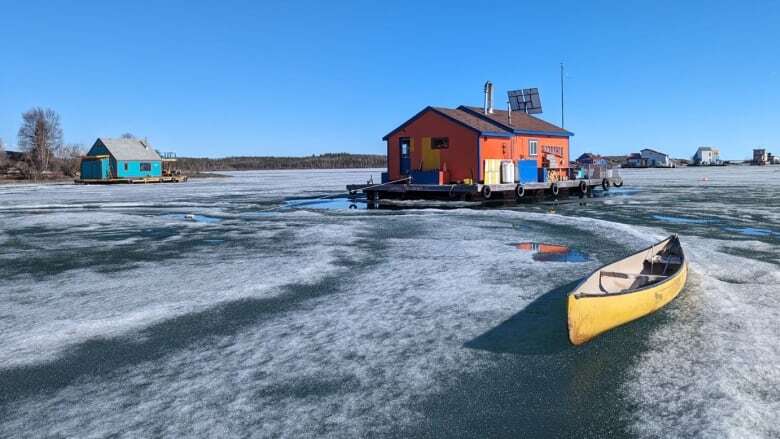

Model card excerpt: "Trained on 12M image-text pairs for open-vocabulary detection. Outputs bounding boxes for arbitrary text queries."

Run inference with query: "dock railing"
[572,164,621,180]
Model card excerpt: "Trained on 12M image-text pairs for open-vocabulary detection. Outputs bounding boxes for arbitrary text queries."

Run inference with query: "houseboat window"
[529,140,538,156]
[140,162,151,171]
[124,163,128,171]
[431,137,449,149]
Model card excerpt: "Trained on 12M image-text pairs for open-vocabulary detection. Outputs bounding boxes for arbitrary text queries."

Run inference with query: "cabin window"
[140,162,151,171]
[431,137,449,149]
[124,163,128,171]
[529,140,538,156]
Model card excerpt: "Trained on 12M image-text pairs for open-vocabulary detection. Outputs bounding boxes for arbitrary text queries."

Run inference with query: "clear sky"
[1,0,778,160]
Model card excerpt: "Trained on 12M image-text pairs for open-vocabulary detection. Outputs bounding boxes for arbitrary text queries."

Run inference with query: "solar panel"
[526,88,542,114]
[508,90,526,112]
[507,88,543,114]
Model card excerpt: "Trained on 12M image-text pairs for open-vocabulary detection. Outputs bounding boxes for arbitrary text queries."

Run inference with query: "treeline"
[1,106,386,179]
[175,153,386,172]
[1,107,84,180]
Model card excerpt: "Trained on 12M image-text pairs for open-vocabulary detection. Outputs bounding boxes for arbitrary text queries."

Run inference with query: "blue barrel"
[538,168,548,183]
[517,160,538,184]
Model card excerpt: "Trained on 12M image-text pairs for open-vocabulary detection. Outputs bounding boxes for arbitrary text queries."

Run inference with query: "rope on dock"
[256,176,411,213]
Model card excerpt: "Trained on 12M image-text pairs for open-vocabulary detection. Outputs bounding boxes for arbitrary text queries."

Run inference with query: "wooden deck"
[347,176,623,204]
[74,176,189,185]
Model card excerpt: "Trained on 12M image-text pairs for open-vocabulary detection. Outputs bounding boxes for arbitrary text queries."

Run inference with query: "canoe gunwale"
[570,234,685,300]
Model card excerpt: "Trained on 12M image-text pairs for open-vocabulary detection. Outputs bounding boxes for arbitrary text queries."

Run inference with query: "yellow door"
[420,137,440,171]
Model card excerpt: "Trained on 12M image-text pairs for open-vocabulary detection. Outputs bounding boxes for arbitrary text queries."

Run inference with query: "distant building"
[575,153,608,167]
[693,146,720,165]
[80,137,162,180]
[752,148,768,166]
[4,150,26,162]
[624,148,673,168]
[675,158,691,167]
[625,152,644,168]
[768,152,780,165]
[641,148,673,167]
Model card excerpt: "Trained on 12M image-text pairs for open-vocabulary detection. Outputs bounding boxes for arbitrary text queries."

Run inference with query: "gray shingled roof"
[458,106,572,135]
[432,107,508,133]
[98,138,162,161]
[382,105,572,140]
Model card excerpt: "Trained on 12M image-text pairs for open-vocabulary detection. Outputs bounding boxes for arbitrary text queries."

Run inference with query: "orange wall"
[386,110,479,182]
[480,134,570,169]
[386,108,570,183]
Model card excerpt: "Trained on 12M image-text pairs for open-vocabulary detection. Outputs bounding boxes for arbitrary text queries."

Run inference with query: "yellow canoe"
[567,235,688,345]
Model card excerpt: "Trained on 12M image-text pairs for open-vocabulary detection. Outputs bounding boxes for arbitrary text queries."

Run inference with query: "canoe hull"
[567,260,687,346]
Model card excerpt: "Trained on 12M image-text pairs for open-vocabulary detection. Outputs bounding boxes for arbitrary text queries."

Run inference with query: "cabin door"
[399,137,411,175]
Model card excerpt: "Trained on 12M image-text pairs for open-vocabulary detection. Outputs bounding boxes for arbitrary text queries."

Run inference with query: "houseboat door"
[399,137,411,175]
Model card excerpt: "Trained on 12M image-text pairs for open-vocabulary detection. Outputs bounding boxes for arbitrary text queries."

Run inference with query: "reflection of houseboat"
[514,242,588,262]
[516,242,570,254]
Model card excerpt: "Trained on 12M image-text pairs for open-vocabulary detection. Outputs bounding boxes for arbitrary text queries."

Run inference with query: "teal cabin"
[81,138,162,180]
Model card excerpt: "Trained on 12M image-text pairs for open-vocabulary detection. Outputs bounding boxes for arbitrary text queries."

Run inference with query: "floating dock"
[347,176,623,206]
[75,175,188,185]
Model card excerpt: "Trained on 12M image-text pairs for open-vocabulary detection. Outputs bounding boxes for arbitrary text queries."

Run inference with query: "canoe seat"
[599,271,669,294]
[647,255,682,265]
[601,271,670,280]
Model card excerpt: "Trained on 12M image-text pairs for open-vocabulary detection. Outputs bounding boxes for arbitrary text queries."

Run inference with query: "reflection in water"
[285,197,363,210]
[652,214,716,225]
[723,226,779,237]
[513,242,589,262]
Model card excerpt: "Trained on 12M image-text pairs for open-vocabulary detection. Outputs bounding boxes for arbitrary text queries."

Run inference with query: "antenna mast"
[560,62,565,128]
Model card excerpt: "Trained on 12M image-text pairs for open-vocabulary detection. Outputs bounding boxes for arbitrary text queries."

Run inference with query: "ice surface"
[0,167,778,437]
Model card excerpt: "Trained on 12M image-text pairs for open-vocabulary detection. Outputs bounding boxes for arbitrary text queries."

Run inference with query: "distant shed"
[81,138,162,180]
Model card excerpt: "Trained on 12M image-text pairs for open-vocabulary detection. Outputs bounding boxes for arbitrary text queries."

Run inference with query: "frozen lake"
[1,167,778,438]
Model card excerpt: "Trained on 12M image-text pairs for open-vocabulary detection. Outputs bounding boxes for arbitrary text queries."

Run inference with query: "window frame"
[529,139,538,157]
[140,162,152,172]
[431,137,449,150]
[400,138,410,156]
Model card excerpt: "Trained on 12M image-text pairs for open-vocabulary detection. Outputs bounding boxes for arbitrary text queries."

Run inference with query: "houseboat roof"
[640,148,669,157]
[95,138,162,161]
[457,106,572,137]
[382,105,573,140]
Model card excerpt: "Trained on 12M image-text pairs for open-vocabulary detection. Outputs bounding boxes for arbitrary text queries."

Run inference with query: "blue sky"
[1,0,778,160]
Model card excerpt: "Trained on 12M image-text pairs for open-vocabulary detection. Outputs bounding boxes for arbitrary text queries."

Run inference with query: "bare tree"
[17,107,63,178]
[55,143,85,177]
[120,132,136,139]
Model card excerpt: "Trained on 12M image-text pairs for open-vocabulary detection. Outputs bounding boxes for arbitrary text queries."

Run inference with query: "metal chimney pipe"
[484,81,494,114]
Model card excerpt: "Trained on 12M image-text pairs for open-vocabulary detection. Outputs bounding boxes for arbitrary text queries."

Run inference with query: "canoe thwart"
[600,271,670,280]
